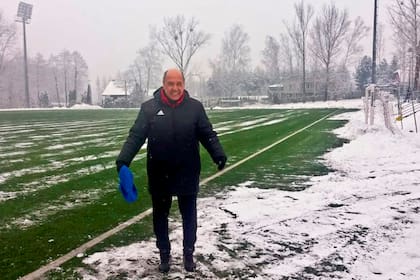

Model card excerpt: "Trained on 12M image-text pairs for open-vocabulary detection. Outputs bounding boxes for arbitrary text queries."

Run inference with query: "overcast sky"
[2,0,395,82]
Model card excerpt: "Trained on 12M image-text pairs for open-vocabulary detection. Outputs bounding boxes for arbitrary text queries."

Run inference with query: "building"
[101,80,131,103]
[268,70,354,103]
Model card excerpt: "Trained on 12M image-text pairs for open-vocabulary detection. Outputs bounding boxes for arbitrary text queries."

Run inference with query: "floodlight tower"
[16,2,33,108]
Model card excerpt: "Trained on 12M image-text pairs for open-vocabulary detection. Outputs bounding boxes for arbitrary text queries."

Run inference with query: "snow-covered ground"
[213,98,364,110]
[0,103,102,111]
[76,99,420,279]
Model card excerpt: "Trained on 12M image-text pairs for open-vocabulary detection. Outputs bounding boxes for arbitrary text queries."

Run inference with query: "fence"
[364,84,419,133]
[363,84,395,133]
[395,100,419,133]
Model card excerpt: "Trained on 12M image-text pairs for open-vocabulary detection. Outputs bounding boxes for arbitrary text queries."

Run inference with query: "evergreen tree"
[354,56,372,93]
[86,84,92,104]
[38,92,49,107]
[68,90,77,107]
[377,59,389,84]
[389,55,399,76]
[129,82,143,107]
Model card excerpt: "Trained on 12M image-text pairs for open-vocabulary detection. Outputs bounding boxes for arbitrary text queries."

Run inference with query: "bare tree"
[221,24,251,72]
[125,41,162,103]
[58,50,72,106]
[285,0,314,97]
[152,15,210,75]
[48,55,62,107]
[71,50,88,100]
[126,63,142,89]
[138,42,163,94]
[261,36,280,83]
[388,0,419,48]
[310,3,350,100]
[95,76,102,100]
[34,53,47,104]
[278,33,295,74]
[342,16,369,68]
[391,26,409,86]
[0,15,16,107]
[209,24,251,97]
[388,0,420,90]
[0,11,16,74]
[376,23,385,64]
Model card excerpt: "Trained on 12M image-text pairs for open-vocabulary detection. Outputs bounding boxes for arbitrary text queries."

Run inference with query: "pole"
[372,0,378,85]
[369,0,378,110]
[409,52,413,94]
[397,85,403,129]
[412,99,418,133]
[124,80,128,107]
[23,20,30,108]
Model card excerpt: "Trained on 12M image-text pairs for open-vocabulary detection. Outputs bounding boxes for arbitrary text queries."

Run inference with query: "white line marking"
[20,209,153,280]
[20,110,336,280]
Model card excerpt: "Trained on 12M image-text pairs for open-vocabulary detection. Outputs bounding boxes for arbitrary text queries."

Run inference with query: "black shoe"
[183,249,196,272]
[158,251,171,273]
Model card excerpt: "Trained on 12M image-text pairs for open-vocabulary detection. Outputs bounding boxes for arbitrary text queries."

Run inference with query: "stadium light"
[16,2,33,108]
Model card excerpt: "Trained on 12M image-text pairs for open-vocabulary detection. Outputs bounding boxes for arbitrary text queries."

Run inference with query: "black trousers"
[151,194,197,253]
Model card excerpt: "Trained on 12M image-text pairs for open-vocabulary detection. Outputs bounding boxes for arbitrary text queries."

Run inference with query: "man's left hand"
[118,165,138,203]
[216,156,227,171]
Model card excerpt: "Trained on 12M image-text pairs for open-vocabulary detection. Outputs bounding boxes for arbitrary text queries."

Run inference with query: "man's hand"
[116,160,127,173]
[216,156,227,171]
[118,165,138,203]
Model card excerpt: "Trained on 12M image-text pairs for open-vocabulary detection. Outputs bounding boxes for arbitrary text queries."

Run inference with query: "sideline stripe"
[20,110,336,280]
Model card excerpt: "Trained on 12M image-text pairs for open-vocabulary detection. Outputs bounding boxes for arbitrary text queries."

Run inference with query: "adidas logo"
[157,110,165,116]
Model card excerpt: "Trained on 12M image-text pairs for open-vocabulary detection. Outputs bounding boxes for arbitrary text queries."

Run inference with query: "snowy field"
[78,99,420,279]
[2,99,419,279]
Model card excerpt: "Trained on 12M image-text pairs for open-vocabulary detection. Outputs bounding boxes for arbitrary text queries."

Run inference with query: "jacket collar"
[153,87,189,108]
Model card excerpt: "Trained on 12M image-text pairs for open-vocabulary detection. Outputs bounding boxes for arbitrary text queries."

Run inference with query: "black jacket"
[116,88,226,195]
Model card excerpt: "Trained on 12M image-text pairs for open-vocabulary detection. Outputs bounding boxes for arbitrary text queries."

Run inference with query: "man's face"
[163,70,185,101]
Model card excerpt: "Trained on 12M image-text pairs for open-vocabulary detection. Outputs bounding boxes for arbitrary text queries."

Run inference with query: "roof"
[268,84,283,88]
[101,80,130,96]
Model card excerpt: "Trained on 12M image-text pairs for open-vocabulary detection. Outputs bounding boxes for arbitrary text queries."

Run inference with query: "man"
[116,68,227,273]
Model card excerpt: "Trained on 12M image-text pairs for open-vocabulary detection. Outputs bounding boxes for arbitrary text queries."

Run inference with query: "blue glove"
[118,165,138,203]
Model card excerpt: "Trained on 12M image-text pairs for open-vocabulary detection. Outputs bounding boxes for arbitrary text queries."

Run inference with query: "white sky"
[2,0,395,81]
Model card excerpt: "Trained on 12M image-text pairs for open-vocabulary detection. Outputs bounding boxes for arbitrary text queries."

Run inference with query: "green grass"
[205,119,349,192]
[0,108,353,279]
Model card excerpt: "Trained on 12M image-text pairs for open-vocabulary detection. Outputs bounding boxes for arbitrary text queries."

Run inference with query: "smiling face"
[162,69,185,101]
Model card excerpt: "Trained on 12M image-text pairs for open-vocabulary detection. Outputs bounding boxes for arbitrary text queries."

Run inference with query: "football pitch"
[0,108,352,279]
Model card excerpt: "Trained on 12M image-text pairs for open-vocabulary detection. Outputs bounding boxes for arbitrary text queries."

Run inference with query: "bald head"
[162,68,185,101]
[162,68,185,83]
